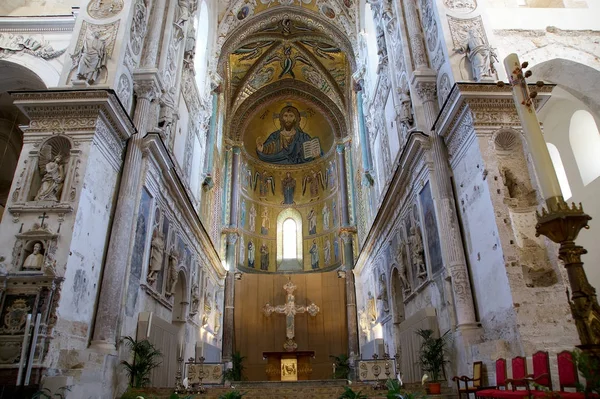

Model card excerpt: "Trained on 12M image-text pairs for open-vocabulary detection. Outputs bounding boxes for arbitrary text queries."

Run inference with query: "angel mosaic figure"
[302,170,325,200]
[35,144,66,201]
[256,170,275,197]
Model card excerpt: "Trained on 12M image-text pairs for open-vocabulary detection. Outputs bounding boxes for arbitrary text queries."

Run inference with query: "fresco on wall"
[243,99,334,164]
[419,182,443,275]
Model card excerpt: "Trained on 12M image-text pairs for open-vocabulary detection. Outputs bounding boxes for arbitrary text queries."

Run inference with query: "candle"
[503,53,562,201]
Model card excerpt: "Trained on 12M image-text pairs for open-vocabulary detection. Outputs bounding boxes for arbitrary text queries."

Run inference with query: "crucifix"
[38,212,48,228]
[263,280,320,352]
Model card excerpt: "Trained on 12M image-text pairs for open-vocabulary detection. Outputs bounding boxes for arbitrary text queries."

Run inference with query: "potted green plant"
[223,351,246,382]
[572,350,600,396]
[415,328,450,395]
[386,378,425,399]
[120,336,163,388]
[338,386,367,399]
[330,354,351,379]
[218,390,246,399]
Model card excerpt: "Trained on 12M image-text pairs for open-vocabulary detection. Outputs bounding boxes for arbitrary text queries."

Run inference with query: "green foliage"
[385,379,426,399]
[120,336,163,388]
[218,390,246,399]
[572,350,600,395]
[330,354,351,379]
[223,352,246,382]
[31,386,72,399]
[415,328,451,382]
[338,386,368,399]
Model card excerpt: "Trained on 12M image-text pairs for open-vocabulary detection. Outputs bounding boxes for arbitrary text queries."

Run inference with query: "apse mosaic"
[229,0,354,23]
[242,99,335,165]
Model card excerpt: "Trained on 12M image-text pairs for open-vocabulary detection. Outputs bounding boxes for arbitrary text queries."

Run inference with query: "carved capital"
[415,81,437,102]
[133,70,163,101]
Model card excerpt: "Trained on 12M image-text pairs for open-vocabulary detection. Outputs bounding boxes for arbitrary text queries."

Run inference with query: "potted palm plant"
[415,328,450,395]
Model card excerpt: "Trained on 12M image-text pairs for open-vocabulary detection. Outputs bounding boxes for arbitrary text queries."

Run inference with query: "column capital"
[133,69,163,101]
[411,69,438,102]
[222,228,239,244]
[225,138,243,151]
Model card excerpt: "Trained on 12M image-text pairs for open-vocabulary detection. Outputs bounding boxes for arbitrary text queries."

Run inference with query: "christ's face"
[281,111,297,130]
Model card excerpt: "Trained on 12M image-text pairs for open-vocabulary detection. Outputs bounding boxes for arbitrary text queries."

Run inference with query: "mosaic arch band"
[256,105,322,165]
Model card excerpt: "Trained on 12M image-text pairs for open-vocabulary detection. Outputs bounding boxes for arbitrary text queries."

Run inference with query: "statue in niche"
[261,208,270,235]
[256,106,322,165]
[307,208,317,235]
[166,249,179,296]
[501,167,537,206]
[190,283,200,315]
[367,291,377,323]
[247,240,255,268]
[322,203,330,230]
[214,305,222,333]
[358,308,370,342]
[35,145,66,201]
[309,239,319,269]
[176,0,190,27]
[454,29,498,82]
[376,24,387,63]
[202,291,212,326]
[249,204,257,231]
[397,241,411,293]
[22,242,44,269]
[398,91,414,128]
[72,30,108,85]
[409,225,427,278]
[324,238,331,264]
[260,242,269,271]
[281,172,296,205]
[147,230,165,284]
[377,273,390,314]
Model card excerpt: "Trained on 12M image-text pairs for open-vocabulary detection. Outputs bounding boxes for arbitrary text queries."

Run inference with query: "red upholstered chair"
[453,361,483,399]
[532,351,552,390]
[492,356,532,399]
[558,351,579,392]
[476,358,507,399]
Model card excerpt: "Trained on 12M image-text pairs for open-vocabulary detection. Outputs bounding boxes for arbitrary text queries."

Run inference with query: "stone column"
[354,83,375,186]
[91,73,161,350]
[229,145,241,228]
[140,0,167,68]
[202,90,219,187]
[400,0,429,71]
[417,81,478,331]
[222,232,238,362]
[336,143,360,360]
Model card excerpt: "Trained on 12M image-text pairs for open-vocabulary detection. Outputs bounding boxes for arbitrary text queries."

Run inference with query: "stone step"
[121,380,457,399]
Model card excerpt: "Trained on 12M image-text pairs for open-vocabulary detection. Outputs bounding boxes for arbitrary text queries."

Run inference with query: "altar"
[263,351,315,381]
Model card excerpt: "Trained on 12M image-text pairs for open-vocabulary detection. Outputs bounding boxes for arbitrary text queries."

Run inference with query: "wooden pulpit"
[263,351,315,381]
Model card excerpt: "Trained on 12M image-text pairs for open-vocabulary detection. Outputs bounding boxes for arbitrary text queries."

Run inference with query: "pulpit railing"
[356,353,396,390]
[175,356,225,394]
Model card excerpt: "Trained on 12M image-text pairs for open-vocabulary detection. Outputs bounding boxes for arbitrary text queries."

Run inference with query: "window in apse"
[282,218,297,259]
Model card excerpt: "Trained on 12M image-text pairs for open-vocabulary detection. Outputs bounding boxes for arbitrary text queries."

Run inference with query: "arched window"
[276,209,303,271]
[569,110,600,186]
[194,1,209,91]
[547,143,572,200]
[282,218,296,259]
[364,3,379,81]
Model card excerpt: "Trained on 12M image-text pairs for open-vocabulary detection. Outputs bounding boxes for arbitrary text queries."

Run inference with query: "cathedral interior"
[0,0,599,397]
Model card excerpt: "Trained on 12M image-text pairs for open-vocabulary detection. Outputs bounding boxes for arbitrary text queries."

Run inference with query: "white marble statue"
[35,146,65,201]
[72,30,108,84]
[147,230,165,283]
[455,29,498,82]
[23,242,44,269]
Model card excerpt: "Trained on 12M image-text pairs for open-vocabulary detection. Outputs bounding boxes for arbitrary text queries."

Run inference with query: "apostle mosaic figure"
[261,208,270,235]
[310,239,319,269]
[239,235,245,265]
[334,236,339,261]
[260,242,269,271]
[322,203,330,230]
[282,172,296,205]
[256,105,321,164]
[72,30,107,84]
[23,242,44,269]
[249,204,257,231]
[324,238,331,264]
[307,208,317,235]
[240,199,246,228]
[247,240,255,268]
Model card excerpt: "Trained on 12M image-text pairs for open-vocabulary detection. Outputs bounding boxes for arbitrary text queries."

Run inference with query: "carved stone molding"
[0,33,66,60]
[11,90,135,139]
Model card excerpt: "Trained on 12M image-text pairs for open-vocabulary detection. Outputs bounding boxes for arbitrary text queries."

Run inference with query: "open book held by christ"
[303,138,321,160]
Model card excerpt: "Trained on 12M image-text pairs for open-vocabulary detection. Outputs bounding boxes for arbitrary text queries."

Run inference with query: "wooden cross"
[38,212,48,227]
[263,281,320,352]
